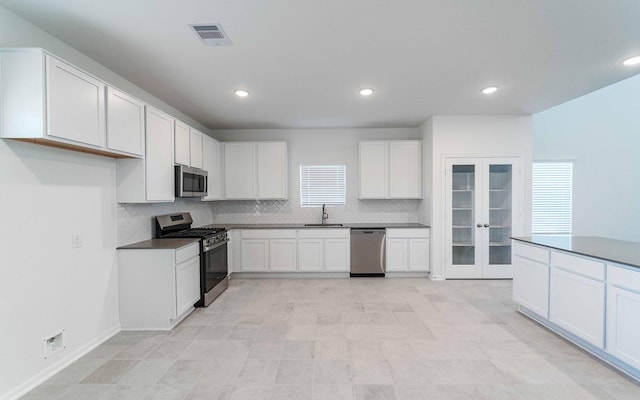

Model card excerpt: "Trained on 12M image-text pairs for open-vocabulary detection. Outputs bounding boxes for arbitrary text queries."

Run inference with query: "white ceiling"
[2,0,640,129]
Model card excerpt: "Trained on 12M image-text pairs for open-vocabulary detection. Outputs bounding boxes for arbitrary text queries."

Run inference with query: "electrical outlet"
[42,330,65,359]
[72,234,82,248]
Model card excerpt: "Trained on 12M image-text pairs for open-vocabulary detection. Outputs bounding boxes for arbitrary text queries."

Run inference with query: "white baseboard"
[1,324,121,400]
[230,272,350,279]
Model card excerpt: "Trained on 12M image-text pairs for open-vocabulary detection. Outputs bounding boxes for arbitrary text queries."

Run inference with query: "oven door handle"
[203,239,228,252]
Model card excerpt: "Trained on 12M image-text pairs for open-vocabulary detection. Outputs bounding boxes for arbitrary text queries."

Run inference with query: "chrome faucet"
[321,204,329,225]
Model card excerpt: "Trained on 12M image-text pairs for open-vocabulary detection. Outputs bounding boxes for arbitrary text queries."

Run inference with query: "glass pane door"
[451,165,476,265]
[488,164,512,265]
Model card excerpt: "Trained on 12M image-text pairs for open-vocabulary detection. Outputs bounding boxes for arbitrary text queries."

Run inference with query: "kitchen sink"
[304,223,344,227]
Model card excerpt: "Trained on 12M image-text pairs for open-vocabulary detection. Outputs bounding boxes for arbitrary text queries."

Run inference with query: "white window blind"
[300,164,346,207]
[532,162,573,234]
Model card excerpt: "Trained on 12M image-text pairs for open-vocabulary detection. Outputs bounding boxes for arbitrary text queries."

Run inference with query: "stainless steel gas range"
[155,213,228,306]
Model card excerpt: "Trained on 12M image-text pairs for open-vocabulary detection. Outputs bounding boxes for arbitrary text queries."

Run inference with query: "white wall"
[212,128,422,224]
[533,74,640,242]
[0,7,212,399]
[0,140,119,399]
[427,116,533,280]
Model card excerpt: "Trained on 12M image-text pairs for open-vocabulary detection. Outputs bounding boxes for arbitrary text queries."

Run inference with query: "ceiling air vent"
[190,23,232,46]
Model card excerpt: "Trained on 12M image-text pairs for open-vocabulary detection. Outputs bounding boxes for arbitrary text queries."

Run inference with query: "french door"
[445,157,522,279]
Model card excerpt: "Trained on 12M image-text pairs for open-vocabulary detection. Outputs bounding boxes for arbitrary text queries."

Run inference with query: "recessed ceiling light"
[235,89,249,97]
[359,88,374,96]
[623,56,640,66]
[482,86,498,94]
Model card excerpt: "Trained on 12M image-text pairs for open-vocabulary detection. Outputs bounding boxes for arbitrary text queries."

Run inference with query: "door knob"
[477,223,483,228]
[484,223,490,228]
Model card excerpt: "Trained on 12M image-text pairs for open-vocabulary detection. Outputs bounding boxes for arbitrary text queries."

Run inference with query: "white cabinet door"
[190,128,203,169]
[445,157,521,279]
[45,55,105,148]
[550,268,605,348]
[389,141,421,198]
[225,143,257,199]
[408,238,429,271]
[359,141,389,199]
[106,87,145,157]
[386,239,408,271]
[607,286,640,370]
[325,239,350,272]
[175,256,201,317]
[202,135,223,201]
[269,239,297,271]
[241,239,269,271]
[513,255,549,318]
[257,142,287,199]
[174,120,190,166]
[145,107,175,201]
[298,239,324,272]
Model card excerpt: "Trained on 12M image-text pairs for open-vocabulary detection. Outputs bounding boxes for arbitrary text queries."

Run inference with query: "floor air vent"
[190,24,232,46]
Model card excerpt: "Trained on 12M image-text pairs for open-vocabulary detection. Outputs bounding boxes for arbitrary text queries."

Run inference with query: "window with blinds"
[300,164,346,207]
[532,162,573,234]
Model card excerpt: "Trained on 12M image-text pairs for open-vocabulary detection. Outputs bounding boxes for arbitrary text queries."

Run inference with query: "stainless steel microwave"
[175,165,208,197]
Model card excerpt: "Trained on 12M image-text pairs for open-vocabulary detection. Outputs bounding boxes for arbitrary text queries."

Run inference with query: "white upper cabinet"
[0,49,148,158]
[359,141,389,198]
[106,87,145,157]
[224,141,288,200]
[175,121,205,169]
[46,55,105,148]
[189,128,203,169]
[145,108,175,201]
[174,120,190,166]
[202,135,223,201]
[359,140,421,199]
[0,50,109,152]
[257,142,288,199]
[116,106,175,203]
[224,142,257,199]
[389,141,421,198]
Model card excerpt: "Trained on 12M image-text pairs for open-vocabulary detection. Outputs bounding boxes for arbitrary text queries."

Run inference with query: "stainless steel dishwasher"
[350,228,386,277]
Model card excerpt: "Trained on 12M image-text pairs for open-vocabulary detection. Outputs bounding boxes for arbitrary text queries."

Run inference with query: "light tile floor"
[21,278,640,400]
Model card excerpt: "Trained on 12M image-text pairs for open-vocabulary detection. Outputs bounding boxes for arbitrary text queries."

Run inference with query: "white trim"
[2,324,121,400]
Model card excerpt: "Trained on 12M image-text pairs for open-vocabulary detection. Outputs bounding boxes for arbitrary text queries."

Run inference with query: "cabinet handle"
[476,223,483,228]
[484,223,490,228]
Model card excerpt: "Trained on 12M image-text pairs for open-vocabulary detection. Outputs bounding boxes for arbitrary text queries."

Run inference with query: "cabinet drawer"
[175,242,199,264]
[512,241,549,264]
[608,264,640,292]
[241,229,297,239]
[298,229,350,239]
[551,251,605,281]
[386,228,429,239]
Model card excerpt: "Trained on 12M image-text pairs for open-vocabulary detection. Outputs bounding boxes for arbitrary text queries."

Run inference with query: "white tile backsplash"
[116,200,214,246]
[209,196,420,224]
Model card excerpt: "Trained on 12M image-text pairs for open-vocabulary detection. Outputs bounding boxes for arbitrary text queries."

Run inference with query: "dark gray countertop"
[118,223,430,249]
[512,236,640,268]
[117,238,199,250]
[204,223,430,229]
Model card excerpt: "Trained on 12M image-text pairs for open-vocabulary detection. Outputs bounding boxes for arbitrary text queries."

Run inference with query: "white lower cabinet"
[385,229,430,272]
[297,229,350,272]
[269,239,298,271]
[240,230,297,272]
[298,239,324,272]
[512,241,550,318]
[324,238,350,272]
[513,255,550,318]
[549,251,606,348]
[241,239,269,271]
[118,242,200,330]
[606,265,640,370]
[550,266,605,348]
